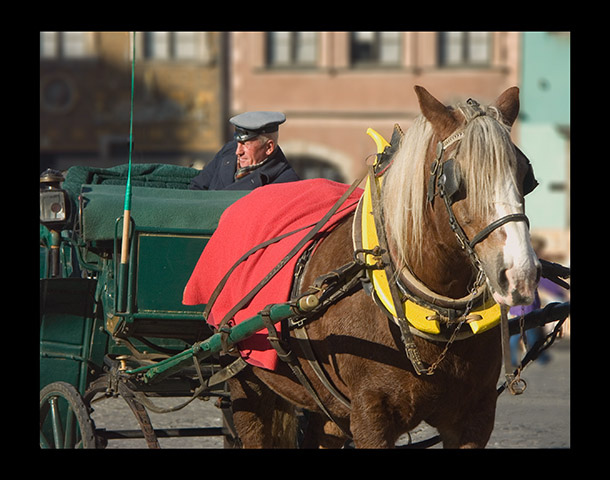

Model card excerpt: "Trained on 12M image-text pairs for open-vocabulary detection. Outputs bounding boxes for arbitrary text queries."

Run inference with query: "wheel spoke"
[64,404,76,448]
[49,396,64,449]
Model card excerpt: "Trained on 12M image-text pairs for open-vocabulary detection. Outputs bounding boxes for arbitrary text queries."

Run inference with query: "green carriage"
[40,164,250,448]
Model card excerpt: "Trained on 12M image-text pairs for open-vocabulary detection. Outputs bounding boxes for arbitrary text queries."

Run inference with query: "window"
[40,32,90,59]
[143,32,208,61]
[145,32,170,60]
[350,32,401,67]
[438,32,491,67]
[267,32,317,67]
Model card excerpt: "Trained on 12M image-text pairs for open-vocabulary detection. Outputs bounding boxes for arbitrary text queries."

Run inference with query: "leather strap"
[203,224,314,322]
[206,357,248,388]
[500,305,526,395]
[366,165,431,375]
[469,213,529,248]
[261,306,352,438]
[293,326,351,409]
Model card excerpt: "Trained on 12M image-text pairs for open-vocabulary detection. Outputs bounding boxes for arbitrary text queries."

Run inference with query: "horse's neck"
[403,210,475,299]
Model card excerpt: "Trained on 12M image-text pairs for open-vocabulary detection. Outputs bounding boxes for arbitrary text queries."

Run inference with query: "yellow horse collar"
[353,128,501,338]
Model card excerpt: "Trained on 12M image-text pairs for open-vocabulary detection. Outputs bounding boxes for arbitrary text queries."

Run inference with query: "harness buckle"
[354,246,385,269]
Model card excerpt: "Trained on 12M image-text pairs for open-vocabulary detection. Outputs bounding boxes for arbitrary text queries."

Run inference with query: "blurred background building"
[40,31,570,262]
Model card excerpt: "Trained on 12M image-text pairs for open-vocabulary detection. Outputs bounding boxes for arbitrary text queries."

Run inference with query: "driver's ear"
[264,139,276,156]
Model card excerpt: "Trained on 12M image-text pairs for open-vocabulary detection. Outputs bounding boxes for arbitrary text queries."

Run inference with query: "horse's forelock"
[457,104,518,220]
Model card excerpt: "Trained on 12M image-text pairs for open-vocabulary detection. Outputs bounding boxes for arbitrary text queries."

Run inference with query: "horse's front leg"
[436,389,497,448]
[225,367,274,448]
[225,361,299,448]
[350,390,400,448]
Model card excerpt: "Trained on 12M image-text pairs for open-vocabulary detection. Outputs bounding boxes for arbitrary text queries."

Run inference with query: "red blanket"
[183,179,362,371]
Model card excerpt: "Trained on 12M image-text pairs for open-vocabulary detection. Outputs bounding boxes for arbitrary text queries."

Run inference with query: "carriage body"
[40,164,247,447]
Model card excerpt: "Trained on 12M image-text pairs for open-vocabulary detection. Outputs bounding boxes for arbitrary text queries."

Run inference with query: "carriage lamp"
[40,169,70,227]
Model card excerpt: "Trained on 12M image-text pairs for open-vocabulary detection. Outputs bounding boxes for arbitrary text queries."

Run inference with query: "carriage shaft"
[507,302,570,336]
[133,301,301,384]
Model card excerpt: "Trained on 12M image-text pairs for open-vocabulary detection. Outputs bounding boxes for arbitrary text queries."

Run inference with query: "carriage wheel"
[40,381,96,449]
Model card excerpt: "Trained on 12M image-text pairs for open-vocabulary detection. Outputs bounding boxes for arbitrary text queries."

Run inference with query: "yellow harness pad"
[362,129,501,336]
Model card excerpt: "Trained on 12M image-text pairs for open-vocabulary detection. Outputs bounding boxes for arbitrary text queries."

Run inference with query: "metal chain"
[510,313,528,394]
[424,268,486,375]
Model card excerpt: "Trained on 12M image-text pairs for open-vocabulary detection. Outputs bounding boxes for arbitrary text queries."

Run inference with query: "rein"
[365,163,432,375]
[204,175,364,343]
[427,110,532,392]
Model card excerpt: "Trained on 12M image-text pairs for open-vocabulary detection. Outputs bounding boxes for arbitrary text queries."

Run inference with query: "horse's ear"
[414,85,460,135]
[494,86,520,126]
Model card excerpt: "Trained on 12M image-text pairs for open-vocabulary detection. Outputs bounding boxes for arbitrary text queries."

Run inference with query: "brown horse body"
[224,86,538,448]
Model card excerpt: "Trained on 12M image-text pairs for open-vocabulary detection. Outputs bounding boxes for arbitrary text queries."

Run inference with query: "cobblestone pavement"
[90,338,570,449]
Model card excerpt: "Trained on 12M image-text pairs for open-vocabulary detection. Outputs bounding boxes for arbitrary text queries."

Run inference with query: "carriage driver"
[190,111,300,191]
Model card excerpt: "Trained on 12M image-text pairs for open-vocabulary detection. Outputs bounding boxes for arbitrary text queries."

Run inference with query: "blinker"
[431,155,538,205]
[523,163,538,196]
[439,158,460,203]
[516,146,538,196]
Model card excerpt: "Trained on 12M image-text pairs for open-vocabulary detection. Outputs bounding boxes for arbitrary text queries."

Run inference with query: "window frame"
[349,31,402,68]
[437,31,492,68]
[266,32,319,69]
[141,32,211,63]
[40,32,93,60]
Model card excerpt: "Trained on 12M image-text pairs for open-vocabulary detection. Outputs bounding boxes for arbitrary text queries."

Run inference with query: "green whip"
[118,31,136,312]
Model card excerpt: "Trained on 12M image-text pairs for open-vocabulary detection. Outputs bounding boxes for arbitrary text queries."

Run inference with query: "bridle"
[426,99,535,277]
[423,101,541,390]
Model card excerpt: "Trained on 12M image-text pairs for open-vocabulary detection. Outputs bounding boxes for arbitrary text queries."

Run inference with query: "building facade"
[228,31,569,261]
[229,31,521,182]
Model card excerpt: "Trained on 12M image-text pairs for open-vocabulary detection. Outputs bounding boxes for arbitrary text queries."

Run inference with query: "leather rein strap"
[200,176,364,439]
[366,165,431,375]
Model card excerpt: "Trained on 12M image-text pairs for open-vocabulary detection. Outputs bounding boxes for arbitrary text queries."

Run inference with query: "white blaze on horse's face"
[485,180,540,306]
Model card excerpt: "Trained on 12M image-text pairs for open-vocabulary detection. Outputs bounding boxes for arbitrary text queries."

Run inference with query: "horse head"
[416,86,541,306]
[383,86,540,307]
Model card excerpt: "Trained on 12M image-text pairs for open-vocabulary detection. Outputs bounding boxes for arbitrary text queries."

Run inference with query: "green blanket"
[60,163,248,240]
[63,163,199,203]
[79,184,247,241]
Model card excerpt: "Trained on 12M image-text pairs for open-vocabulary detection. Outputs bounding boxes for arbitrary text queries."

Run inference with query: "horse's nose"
[509,286,533,306]
[497,267,509,294]
[492,257,540,306]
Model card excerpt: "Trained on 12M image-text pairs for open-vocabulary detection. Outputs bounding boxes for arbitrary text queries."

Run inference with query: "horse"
[223,86,541,448]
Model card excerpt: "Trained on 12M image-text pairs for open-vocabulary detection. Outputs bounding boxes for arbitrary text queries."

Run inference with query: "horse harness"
[280,110,541,415]
[204,107,541,433]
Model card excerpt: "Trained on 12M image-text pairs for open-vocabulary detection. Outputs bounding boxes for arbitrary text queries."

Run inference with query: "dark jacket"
[189,140,300,191]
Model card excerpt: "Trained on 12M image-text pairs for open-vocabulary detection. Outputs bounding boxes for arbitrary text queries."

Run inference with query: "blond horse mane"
[381,100,519,269]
